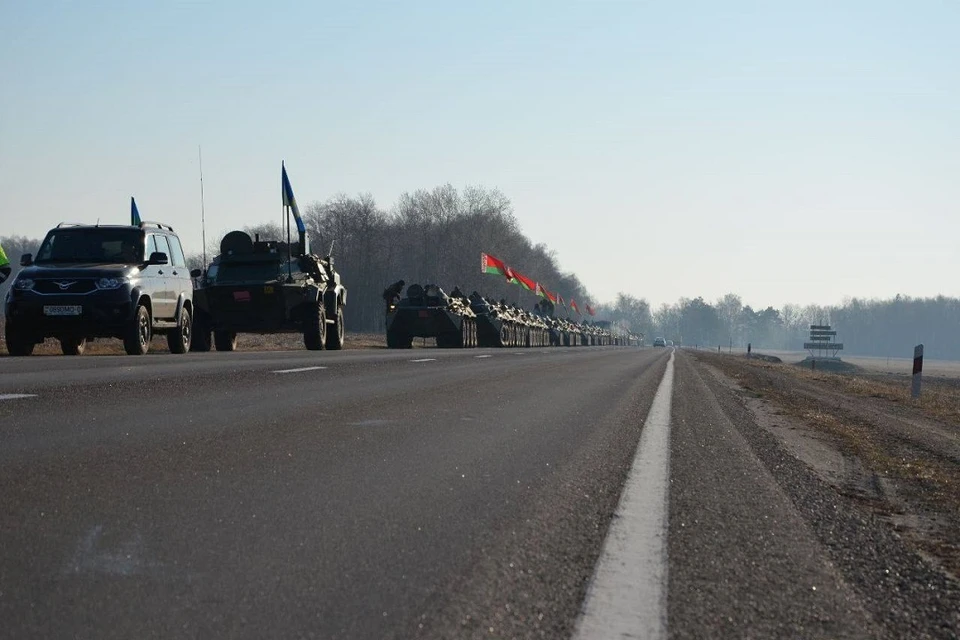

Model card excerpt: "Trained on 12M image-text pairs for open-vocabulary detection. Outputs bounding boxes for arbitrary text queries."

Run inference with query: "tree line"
[3,184,958,358]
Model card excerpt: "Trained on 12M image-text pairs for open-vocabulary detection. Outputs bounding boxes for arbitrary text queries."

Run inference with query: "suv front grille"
[32,279,98,295]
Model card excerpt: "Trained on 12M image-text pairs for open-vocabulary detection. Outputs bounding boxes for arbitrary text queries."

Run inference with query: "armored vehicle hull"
[385,283,476,349]
[192,231,346,352]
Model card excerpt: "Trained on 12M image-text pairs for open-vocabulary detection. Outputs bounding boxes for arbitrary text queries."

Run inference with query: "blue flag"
[131,197,142,226]
[281,162,306,235]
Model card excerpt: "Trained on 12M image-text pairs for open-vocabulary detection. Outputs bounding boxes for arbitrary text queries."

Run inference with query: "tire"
[5,322,35,356]
[167,306,192,354]
[60,336,87,356]
[325,305,344,350]
[499,324,509,348]
[303,303,326,351]
[387,332,412,349]
[190,312,211,352]
[440,329,462,349]
[123,304,152,355]
[214,330,238,352]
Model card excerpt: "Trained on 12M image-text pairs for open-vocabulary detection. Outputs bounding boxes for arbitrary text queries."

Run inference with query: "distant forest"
[3,185,958,359]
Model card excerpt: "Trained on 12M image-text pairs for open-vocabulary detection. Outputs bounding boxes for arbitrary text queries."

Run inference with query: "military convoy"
[384,282,640,349]
[2,160,645,357]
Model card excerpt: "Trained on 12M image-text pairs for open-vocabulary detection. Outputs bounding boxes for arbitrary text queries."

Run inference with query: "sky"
[1,1,957,310]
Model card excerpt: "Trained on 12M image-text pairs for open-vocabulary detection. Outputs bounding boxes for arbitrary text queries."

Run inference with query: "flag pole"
[198,145,207,267]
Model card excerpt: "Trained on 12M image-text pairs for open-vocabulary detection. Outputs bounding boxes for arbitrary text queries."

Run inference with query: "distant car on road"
[653,336,666,347]
[5,221,194,356]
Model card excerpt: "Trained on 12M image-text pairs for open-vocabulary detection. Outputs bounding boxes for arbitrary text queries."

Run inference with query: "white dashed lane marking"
[0,394,38,401]
[474,355,492,359]
[409,358,436,363]
[272,367,327,374]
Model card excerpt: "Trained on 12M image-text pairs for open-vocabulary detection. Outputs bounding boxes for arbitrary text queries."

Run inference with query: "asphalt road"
[1,347,956,639]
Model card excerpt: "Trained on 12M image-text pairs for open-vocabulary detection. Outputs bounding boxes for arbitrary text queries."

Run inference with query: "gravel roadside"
[688,351,960,639]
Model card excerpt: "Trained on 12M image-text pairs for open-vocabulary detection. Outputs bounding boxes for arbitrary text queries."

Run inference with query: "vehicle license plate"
[233,291,252,302]
[43,305,82,316]
[263,286,274,294]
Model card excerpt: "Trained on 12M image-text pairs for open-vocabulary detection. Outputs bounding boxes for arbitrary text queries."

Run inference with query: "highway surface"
[1,347,955,639]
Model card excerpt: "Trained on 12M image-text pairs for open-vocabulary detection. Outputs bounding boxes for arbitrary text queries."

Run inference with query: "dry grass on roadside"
[697,353,959,503]
[742,356,960,427]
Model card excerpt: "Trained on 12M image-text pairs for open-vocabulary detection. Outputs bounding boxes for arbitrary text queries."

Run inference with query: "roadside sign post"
[911,344,923,399]
[803,324,844,361]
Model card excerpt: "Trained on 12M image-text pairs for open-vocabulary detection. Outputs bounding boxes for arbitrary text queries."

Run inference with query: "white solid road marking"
[573,350,675,640]
[0,393,38,401]
[474,355,492,359]
[272,366,327,374]
[409,358,436,363]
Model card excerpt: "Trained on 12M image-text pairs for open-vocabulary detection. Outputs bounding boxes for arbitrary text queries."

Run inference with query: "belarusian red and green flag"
[512,270,537,292]
[570,299,580,314]
[481,252,508,277]
[586,304,596,316]
[537,284,558,304]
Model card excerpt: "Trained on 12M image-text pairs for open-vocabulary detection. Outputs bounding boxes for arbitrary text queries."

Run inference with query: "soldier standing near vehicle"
[383,279,405,307]
[0,243,11,283]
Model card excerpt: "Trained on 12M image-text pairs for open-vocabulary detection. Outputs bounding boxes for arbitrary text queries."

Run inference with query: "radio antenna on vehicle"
[199,145,208,267]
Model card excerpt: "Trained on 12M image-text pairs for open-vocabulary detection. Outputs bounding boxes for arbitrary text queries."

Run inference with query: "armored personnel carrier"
[469,293,550,348]
[385,283,476,348]
[192,230,346,351]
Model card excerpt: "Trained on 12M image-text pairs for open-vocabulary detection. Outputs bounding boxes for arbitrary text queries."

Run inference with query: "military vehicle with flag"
[385,283,477,348]
[190,164,347,351]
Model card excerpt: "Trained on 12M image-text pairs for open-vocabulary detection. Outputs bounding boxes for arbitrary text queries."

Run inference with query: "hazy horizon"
[2,1,957,311]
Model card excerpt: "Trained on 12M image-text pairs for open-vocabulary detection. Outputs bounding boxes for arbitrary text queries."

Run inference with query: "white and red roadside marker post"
[911,344,924,399]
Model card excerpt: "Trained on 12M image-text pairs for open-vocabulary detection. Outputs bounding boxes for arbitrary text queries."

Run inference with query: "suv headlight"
[13,278,35,291]
[96,277,129,290]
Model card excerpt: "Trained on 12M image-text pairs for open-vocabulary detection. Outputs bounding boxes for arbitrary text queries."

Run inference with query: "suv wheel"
[5,321,35,356]
[304,303,326,350]
[214,330,237,352]
[124,304,152,355]
[325,305,344,350]
[167,307,192,354]
[60,336,87,356]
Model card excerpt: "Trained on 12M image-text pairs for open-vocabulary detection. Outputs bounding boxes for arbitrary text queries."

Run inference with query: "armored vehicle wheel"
[190,312,211,352]
[325,305,344,350]
[124,304,152,355]
[499,324,509,347]
[214,330,238,352]
[60,336,87,356]
[5,322,35,356]
[387,332,413,349]
[191,332,211,352]
[304,304,326,350]
[466,319,476,347]
[167,307,192,354]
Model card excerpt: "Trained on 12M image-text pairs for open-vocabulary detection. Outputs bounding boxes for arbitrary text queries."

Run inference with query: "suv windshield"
[36,228,144,264]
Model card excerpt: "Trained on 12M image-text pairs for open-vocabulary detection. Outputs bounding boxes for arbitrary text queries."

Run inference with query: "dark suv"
[4,222,194,356]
